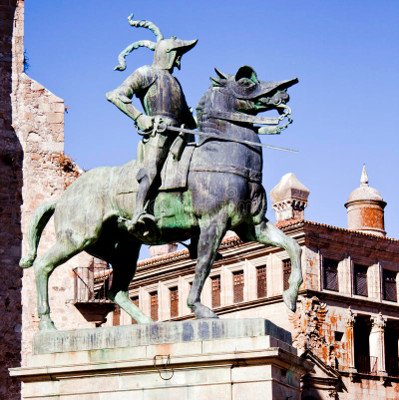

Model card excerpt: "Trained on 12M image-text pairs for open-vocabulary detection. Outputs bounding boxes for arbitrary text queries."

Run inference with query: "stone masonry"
[0,1,23,398]
[1,1,93,398]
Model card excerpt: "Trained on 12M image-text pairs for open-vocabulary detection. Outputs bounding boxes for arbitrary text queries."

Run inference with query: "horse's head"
[197,65,298,134]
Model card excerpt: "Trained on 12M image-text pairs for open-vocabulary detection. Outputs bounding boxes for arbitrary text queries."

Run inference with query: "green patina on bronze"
[155,191,195,230]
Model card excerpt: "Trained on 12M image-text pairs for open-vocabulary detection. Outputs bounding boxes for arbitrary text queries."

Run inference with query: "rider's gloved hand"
[135,114,154,133]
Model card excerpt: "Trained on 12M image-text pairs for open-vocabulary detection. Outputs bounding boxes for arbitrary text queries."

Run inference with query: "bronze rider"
[106,15,197,233]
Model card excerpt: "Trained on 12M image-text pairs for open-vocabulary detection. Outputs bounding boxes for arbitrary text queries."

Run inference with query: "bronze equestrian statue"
[20,16,302,331]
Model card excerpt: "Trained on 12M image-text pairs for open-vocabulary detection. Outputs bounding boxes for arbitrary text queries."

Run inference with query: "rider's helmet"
[114,14,197,72]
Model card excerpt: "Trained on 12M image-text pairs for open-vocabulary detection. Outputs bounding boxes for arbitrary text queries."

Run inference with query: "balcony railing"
[73,260,112,302]
[386,357,399,377]
[72,260,115,326]
[356,355,378,374]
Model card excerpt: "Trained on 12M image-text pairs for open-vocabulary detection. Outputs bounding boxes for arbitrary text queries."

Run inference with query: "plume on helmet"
[114,40,156,71]
[127,14,164,42]
[114,14,164,71]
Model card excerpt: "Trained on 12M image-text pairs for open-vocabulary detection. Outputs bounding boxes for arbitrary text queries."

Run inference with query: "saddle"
[159,142,196,191]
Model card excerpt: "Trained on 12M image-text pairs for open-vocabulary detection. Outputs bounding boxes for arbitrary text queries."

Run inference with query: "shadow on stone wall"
[0,2,23,399]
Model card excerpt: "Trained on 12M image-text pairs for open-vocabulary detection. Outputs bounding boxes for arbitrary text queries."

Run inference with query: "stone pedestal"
[10,319,311,400]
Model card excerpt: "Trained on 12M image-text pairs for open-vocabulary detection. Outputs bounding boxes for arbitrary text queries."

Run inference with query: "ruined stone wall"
[0,1,93,397]
[0,1,23,398]
[10,2,94,364]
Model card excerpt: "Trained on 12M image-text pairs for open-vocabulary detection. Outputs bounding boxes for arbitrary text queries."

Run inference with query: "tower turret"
[345,166,386,237]
[270,173,310,222]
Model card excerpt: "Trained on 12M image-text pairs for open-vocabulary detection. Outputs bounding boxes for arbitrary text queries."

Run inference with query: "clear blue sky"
[25,1,399,239]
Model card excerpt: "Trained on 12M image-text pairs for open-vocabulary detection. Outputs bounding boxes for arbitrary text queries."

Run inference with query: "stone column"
[345,307,357,372]
[370,312,387,375]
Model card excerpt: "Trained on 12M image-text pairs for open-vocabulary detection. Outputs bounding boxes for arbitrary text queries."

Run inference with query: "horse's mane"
[196,87,213,126]
[196,73,229,126]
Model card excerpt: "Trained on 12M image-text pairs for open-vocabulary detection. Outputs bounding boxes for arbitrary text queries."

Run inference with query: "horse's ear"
[235,65,258,84]
[210,77,224,87]
[214,67,228,80]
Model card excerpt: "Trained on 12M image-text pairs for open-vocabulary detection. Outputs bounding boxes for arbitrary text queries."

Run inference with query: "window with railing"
[385,325,399,376]
[150,291,158,321]
[169,286,179,318]
[233,270,244,303]
[354,317,371,373]
[354,264,368,297]
[283,260,291,291]
[256,266,267,298]
[323,258,339,292]
[211,275,221,308]
[383,270,397,302]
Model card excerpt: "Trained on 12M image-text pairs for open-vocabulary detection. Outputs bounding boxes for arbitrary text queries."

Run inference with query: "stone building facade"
[82,170,399,399]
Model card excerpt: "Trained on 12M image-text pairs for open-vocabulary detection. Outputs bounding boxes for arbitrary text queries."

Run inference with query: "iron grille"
[283,260,291,291]
[233,270,244,303]
[324,258,339,291]
[169,287,179,318]
[150,291,159,321]
[256,266,267,298]
[354,264,368,297]
[386,357,399,377]
[383,270,397,302]
[356,354,371,374]
[211,276,221,308]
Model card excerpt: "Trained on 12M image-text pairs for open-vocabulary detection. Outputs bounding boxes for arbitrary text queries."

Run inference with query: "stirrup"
[127,212,155,234]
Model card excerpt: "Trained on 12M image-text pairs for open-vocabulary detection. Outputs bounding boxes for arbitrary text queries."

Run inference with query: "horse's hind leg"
[33,238,82,330]
[254,219,303,312]
[187,215,227,319]
[108,240,152,324]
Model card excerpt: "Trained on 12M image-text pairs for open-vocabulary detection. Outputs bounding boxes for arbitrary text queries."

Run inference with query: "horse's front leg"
[107,240,152,324]
[187,214,227,319]
[255,219,303,312]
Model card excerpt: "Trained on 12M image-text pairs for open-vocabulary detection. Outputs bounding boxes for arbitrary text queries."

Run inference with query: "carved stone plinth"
[10,319,311,400]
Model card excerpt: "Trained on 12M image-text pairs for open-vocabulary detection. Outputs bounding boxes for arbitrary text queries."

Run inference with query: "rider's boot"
[127,176,155,235]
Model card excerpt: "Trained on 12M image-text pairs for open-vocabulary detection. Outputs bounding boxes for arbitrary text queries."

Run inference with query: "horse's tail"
[20,201,57,269]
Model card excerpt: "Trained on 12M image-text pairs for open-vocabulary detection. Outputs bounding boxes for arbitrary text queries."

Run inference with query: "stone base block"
[10,319,311,399]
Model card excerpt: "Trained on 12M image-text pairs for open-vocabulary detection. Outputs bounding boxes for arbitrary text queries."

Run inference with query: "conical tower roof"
[345,165,386,237]
[346,165,385,204]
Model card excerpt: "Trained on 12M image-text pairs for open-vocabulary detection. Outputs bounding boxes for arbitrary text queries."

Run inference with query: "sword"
[145,122,298,154]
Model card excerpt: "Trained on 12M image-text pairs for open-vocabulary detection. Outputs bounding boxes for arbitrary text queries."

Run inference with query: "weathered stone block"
[11,320,310,399]
[33,318,292,354]
[46,112,64,124]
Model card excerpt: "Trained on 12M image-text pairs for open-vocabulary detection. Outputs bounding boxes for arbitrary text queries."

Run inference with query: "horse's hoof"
[192,304,219,319]
[137,315,153,324]
[282,290,297,312]
[39,319,57,331]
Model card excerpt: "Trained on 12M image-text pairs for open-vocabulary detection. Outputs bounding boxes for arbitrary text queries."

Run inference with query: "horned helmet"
[114,14,197,72]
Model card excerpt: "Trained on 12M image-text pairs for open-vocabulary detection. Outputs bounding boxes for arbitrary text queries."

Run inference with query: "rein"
[148,123,298,153]
[141,104,298,153]
[202,103,293,135]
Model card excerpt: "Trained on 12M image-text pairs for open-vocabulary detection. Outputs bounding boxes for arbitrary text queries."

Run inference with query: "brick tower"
[345,165,387,237]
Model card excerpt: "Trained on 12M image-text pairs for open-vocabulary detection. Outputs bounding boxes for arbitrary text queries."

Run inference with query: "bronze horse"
[20,66,302,330]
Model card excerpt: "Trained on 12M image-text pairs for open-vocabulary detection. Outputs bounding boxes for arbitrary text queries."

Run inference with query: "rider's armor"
[106,15,197,234]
